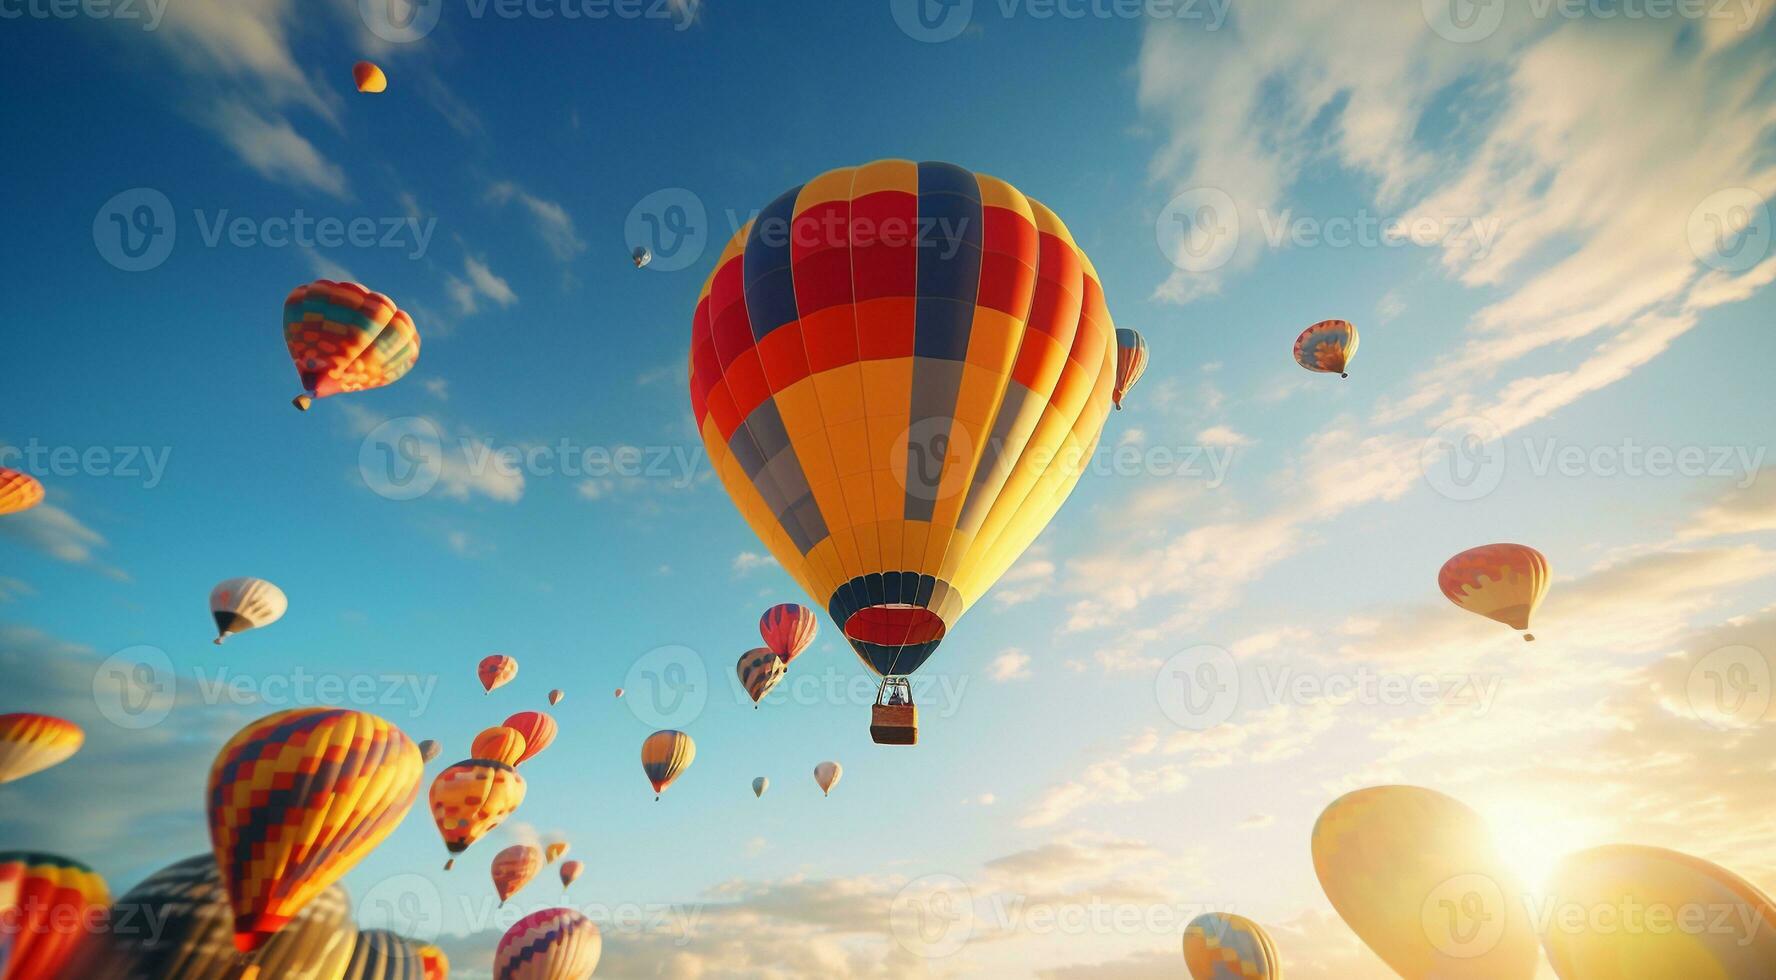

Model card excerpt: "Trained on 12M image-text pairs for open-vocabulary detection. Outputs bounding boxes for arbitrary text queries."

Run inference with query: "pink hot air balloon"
[502,711,557,766]
[495,908,600,979]
[759,603,818,664]
[491,844,542,906]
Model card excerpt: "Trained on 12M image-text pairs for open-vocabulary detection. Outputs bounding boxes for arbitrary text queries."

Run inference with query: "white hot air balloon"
[631,246,652,269]
[752,777,768,799]
[209,577,288,644]
[814,761,842,797]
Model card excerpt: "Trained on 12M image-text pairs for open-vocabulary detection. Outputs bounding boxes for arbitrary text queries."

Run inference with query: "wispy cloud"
[487,181,587,261]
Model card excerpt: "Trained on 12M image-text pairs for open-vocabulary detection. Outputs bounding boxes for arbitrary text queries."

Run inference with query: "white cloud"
[487,181,586,260]
[208,101,347,197]
[1195,425,1250,446]
[732,552,779,575]
[447,256,518,315]
[986,649,1031,682]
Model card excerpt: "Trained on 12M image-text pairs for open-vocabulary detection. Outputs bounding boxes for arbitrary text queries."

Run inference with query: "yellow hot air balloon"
[545,842,569,865]
[470,726,528,767]
[690,161,1119,744]
[1440,543,1551,641]
[430,759,526,870]
[0,852,109,980]
[0,468,44,516]
[418,943,449,980]
[1312,785,1540,980]
[1541,844,1776,979]
[491,845,542,907]
[1183,912,1281,980]
[813,761,842,797]
[353,61,387,94]
[0,712,83,785]
[209,577,288,645]
[641,730,694,800]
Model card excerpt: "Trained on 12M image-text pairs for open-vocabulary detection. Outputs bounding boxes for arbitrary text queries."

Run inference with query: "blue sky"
[3,2,1776,978]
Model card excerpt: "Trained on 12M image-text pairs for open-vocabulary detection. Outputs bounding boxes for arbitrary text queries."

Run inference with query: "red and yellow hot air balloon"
[1312,785,1539,980]
[641,730,694,800]
[353,61,387,94]
[478,654,518,693]
[430,759,526,870]
[0,713,83,785]
[494,909,601,980]
[558,860,584,894]
[545,842,569,864]
[1183,912,1280,980]
[1439,543,1550,641]
[736,647,787,707]
[690,161,1119,742]
[501,711,556,766]
[417,943,449,980]
[548,689,565,706]
[1112,328,1148,410]
[207,708,422,955]
[284,280,420,411]
[491,845,542,907]
[0,469,44,517]
[0,852,108,980]
[470,726,528,768]
[1294,319,1358,378]
[759,603,818,663]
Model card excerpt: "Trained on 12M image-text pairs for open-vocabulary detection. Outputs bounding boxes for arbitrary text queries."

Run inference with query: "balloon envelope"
[353,61,387,93]
[752,776,768,798]
[429,760,526,868]
[478,654,518,693]
[559,860,584,891]
[494,908,601,980]
[1112,328,1148,409]
[1440,543,1550,637]
[737,647,787,704]
[284,280,420,410]
[545,842,569,864]
[417,944,449,980]
[501,711,557,765]
[0,712,82,785]
[491,845,542,905]
[759,603,818,662]
[469,726,528,768]
[814,761,842,796]
[0,852,108,980]
[641,730,695,797]
[548,689,565,706]
[209,577,288,644]
[1183,912,1281,980]
[417,739,441,763]
[1294,318,1358,376]
[0,468,44,516]
[341,929,424,980]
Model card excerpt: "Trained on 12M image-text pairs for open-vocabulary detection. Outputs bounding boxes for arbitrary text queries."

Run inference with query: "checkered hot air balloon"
[283,280,420,411]
[429,759,526,870]
[494,909,601,980]
[1183,912,1280,980]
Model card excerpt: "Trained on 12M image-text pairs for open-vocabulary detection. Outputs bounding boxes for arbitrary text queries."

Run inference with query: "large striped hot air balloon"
[0,468,44,516]
[641,730,694,800]
[1439,543,1551,641]
[493,908,601,980]
[491,845,542,906]
[690,160,1120,742]
[417,944,449,980]
[62,853,356,980]
[284,280,420,411]
[478,655,518,694]
[0,713,83,785]
[0,852,108,980]
[1293,319,1357,377]
[1183,912,1281,980]
[430,760,526,869]
[501,711,557,766]
[207,708,422,955]
[341,929,424,980]
[1312,785,1539,980]
[736,647,787,707]
[209,577,288,645]
[1111,328,1148,410]
[759,603,818,663]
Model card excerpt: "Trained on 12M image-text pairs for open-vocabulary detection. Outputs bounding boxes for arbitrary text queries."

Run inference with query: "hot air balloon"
[641,730,694,800]
[752,777,768,798]
[491,845,542,907]
[494,909,601,980]
[1112,328,1148,410]
[209,577,288,645]
[0,852,108,980]
[814,761,842,797]
[284,280,421,411]
[632,246,652,269]
[1183,912,1281,980]
[61,853,356,980]
[548,689,565,706]
[544,842,569,864]
[353,61,387,93]
[1294,319,1358,378]
[478,654,518,693]
[342,929,424,980]
[430,759,526,870]
[1440,543,1550,641]
[417,944,449,980]
[469,726,528,768]
[208,708,422,955]
[613,688,624,698]
[559,861,583,894]
[0,468,44,516]
[418,739,441,763]
[1312,785,1539,980]
[759,603,818,663]
[0,712,82,785]
[690,160,1120,745]
[737,647,787,707]
[501,711,557,765]
[1540,844,1776,979]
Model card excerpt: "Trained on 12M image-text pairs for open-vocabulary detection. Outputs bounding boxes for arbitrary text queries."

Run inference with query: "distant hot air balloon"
[1294,319,1358,378]
[0,468,44,516]
[759,603,818,664]
[207,708,422,955]
[752,777,768,799]
[813,761,842,797]
[692,161,1120,744]
[0,712,82,785]
[1183,912,1280,980]
[418,739,441,763]
[353,61,387,94]
[1112,328,1149,410]
[641,730,694,800]
[1541,844,1776,978]
[1440,543,1550,641]
[417,944,449,980]
[0,852,108,980]
[545,842,569,865]
[494,908,601,980]
[501,711,557,765]
[548,689,565,706]
[284,280,420,411]
[613,688,624,698]
[558,860,584,894]
[342,929,424,980]
[737,647,787,707]
[631,246,652,269]
[62,853,356,980]
[469,726,528,768]
[1312,785,1539,980]
[491,845,542,907]
[430,760,526,870]
[209,577,288,645]
[478,654,518,693]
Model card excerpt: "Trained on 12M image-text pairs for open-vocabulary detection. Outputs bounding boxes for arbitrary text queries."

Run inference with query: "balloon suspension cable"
[214,634,228,646]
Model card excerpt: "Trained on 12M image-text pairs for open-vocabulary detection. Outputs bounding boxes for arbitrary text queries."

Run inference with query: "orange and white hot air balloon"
[353,61,387,94]
[470,726,528,768]
[501,711,556,766]
[1439,543,1550,641]
[0,713,83,785]
[209,577,288,645]
[814,761,842,797]
[491,845,542,906]
[1294,319,1358,378]
[0,852,109,980]
[558,859,584,894]
[478,655,518,693]
[0,468,44,516]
